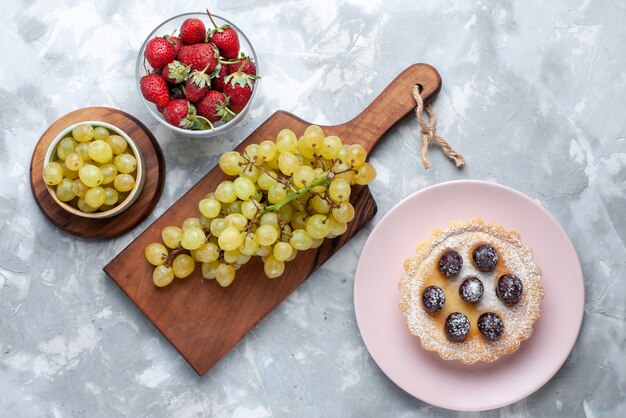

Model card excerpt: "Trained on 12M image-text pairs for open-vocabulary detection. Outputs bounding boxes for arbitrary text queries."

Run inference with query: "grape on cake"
[399,219,543,364]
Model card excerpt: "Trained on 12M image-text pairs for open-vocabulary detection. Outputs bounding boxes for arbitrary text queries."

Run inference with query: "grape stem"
[314,154,327,170]
[307,188,341,213]
[262,172,333,214]
[240,154,294,191]
[332,167,357,175]
[245,207,262,233]
[164,244,186,267]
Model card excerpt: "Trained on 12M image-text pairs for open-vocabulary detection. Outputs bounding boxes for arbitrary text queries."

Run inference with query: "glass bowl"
[43,121,146,219]
[135,12,259,138]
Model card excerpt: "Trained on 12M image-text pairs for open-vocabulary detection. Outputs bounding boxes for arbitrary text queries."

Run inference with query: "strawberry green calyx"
[224,72,257,89]
[189,64,211,88]
[208,23,232,37]
[178,102,215,130]
[190,71,211,88]
[224,59,259,89]
[164,33,182,55]
[166,60,190,83]
[179,102,199,130]
[216,96,236,122]
[164,30,177,44]
[209,63,222,79]
[237,52,252,61]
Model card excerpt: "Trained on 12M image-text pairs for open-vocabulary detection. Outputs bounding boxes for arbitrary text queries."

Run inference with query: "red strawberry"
[140,74,170,108]
[157,94,173,113]
[165,35,183,55]
[197,91,235,122]
[178,43,219,72]
[206,10,240,60]
[162,60,190,84]
[162,99,191,127]
[145,37,177,69]
[162,99,213,130]
[180,18,206,45]
[185,66,212,102]
[237,56,257,76]
[224,83,252,113]
[212,64,231,91]
[214,55,257,90]
[223,59,258,113]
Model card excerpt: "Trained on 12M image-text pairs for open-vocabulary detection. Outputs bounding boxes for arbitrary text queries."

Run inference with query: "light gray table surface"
[1,0,624,416]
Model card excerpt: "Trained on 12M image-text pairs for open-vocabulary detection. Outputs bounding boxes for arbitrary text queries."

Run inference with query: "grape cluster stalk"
[145,125,377,287]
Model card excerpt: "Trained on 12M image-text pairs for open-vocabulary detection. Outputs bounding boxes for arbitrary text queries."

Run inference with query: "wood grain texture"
[325,63,442,152]
[104,64,442,375]
[30,107,165,239]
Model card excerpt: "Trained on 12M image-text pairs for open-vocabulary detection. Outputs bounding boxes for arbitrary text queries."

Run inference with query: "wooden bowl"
[43,121,146,219]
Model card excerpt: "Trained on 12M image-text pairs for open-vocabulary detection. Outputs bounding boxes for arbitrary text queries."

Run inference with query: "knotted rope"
[412,84,465,169]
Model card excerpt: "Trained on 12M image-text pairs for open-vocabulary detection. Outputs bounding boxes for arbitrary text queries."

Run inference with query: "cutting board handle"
[332,63,442,153]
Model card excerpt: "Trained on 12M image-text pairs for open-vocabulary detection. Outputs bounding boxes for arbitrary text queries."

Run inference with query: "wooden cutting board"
[104,63,442,375]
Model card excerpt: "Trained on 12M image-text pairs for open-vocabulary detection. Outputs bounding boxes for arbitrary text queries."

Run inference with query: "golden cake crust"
[399,219,543,364]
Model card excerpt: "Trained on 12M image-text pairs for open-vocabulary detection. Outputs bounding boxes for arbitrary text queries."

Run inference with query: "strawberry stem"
[218,58,242,65]
[206,9,219,30]
[196,115,215,130]
[164,29,178,47]
[235,58,248,74]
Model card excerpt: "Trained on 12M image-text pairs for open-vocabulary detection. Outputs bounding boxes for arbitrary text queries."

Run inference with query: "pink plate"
[354,180,584,411]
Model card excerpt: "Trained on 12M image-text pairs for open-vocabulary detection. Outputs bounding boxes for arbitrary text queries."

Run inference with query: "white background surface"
[1,0,625,416]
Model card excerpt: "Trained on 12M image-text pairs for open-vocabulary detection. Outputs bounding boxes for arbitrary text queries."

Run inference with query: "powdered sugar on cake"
[399,219,543,364]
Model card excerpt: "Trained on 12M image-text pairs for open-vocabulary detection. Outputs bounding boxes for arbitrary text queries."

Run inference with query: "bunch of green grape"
[42,123,138,213]
[145,125,377,288]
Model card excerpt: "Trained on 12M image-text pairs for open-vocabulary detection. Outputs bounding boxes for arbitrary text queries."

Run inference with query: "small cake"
[399,219,543,364]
